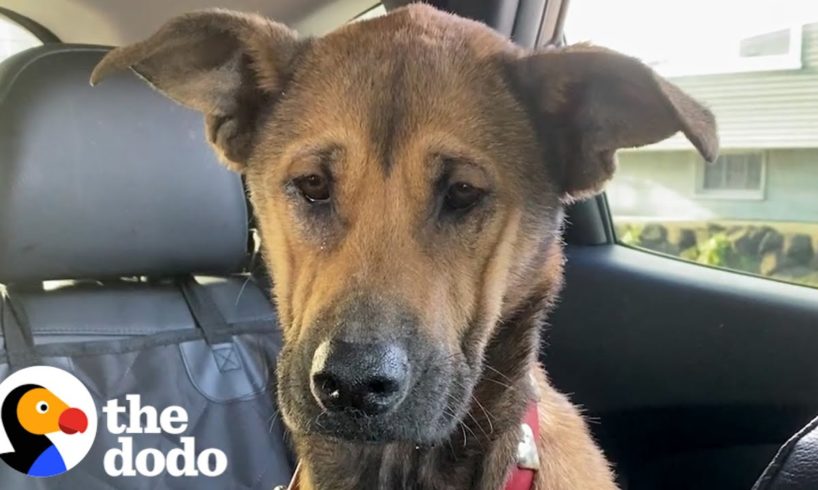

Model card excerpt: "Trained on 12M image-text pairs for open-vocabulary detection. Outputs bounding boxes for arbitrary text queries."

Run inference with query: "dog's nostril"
[368,377,398,396]
[314,373,340,398]
[310,340,409,415]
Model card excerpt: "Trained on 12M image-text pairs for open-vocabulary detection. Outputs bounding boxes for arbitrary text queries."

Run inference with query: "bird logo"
[0,366,97,478]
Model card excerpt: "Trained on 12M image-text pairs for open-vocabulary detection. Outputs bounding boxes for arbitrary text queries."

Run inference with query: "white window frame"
[694,151,767,201]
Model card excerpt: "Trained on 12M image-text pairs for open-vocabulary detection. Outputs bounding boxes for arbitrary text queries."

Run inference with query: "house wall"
[645,22,818,151]
[609,23,818,224]
[608,150,818,223]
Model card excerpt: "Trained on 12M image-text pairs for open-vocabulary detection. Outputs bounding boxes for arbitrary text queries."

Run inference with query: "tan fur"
[533,368,618,489]
[91,4,717,489]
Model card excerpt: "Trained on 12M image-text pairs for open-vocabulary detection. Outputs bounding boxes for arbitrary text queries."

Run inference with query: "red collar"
[504,401,540,490]
[284,403,539,490]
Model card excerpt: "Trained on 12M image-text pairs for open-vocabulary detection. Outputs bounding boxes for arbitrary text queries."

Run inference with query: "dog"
[91,4,717,489]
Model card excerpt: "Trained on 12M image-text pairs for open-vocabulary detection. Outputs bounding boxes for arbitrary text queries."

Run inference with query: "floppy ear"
[90,9,301,172]
[509,44,718,202]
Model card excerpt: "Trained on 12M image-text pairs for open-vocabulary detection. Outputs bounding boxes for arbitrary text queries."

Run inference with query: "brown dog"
[91,4,717,489]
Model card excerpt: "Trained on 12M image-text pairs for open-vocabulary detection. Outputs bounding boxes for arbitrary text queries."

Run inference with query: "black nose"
[310,340,409,415]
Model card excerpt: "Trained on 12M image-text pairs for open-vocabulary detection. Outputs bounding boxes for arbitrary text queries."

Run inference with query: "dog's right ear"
[507,45,718,202]
[90,9,301,172]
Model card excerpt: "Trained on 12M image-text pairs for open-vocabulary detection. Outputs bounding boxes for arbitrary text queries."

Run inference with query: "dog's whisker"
[471,395,495,434]
[267,408,281,432]
[480,375,516,392]
[464,410,489,439]
[234,274,252,306]
[441,388,488,439]
[483,363,516,385]
[458,421,468,448]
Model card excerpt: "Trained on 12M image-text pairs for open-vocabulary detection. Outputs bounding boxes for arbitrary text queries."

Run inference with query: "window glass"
[0,14,41,62]
[566,0,818,288]
[355,5,386,21]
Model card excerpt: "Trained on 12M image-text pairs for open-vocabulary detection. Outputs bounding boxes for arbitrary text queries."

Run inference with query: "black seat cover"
[753,416,818,490]
[0,44,293,489]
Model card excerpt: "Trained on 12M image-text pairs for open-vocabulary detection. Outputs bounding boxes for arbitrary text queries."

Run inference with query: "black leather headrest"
[754,415,818,490]
[0,45,249,283]
[383,1,518,37]
[385,1,553,48]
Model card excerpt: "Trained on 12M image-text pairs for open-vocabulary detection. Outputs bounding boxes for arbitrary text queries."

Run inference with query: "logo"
[0,366,98,478]
[102,395,228,477]
[0,366,227,479]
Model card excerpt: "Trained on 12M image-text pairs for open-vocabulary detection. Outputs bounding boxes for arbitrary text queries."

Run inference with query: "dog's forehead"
[324,5,515,59]
[300,5,517,94]
[265,6,528,173]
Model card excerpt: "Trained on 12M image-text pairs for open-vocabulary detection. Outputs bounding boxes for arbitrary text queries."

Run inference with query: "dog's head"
[92,5,717,444]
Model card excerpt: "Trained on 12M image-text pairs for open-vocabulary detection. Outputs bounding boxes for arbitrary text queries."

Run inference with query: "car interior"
[1,0,817,489]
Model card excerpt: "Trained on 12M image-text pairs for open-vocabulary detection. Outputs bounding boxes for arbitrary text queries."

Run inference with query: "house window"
[696,152,766,199]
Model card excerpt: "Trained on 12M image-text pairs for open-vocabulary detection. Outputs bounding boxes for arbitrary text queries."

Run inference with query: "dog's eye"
[295,174,331,203]
[444,182,484,211]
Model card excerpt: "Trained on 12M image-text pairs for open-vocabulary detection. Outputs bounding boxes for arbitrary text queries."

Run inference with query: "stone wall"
[615,221,818,288]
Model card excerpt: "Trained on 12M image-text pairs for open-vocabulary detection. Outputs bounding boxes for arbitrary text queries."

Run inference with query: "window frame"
[354,4,386,21]
[693,150,768,201]
[0,8,59,44]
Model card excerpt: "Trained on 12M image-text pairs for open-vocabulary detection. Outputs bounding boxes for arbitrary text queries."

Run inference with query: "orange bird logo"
[0,384,88,477]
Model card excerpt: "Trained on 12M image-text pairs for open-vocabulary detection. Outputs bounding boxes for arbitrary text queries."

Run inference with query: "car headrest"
[0,45,249,283]
[754,415,818,490]
[383,1,517,37]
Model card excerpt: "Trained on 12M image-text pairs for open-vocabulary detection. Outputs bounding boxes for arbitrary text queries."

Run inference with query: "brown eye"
[444,182,484,210]
[295,174,331,203]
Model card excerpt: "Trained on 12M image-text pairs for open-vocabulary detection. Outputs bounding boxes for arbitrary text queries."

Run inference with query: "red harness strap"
[503,402,540,490]
[283,403,540,490]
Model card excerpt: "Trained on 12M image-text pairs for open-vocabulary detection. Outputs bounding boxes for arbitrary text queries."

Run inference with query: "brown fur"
[91,5,717,489]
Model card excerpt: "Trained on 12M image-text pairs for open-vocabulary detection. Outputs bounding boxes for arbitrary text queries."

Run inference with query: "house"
[609,22,818,224]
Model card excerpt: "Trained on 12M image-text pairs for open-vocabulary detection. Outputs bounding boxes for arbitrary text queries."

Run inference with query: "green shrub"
[619,224,644,247]
[697,233,732,267]
[680,246,700,261]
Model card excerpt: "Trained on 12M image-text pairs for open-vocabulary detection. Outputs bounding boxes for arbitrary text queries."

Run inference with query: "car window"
[0,13,41,62]
[566,0,818,289]
[356,4,386,21]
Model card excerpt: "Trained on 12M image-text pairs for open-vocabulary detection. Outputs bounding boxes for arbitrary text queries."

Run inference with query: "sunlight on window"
[0,14,40,62]
[568,0,818,289]
[566,0,818,76]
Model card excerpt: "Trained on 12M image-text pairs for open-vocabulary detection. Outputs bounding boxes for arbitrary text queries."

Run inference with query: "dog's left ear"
[509,45,718,202]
